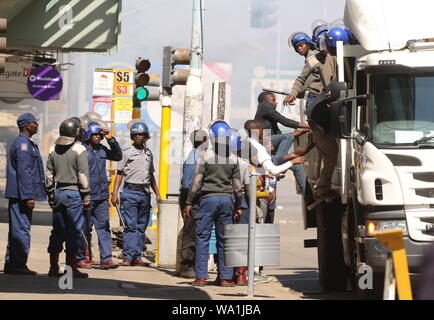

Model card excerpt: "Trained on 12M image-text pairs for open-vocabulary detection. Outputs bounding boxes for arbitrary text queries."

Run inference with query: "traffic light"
[0,18,6,72]
[162,46,191,95]
[250,0,278,29]
[134,58,160,102]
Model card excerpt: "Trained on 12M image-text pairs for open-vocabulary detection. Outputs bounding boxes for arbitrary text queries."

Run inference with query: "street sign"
[27,66,63,101]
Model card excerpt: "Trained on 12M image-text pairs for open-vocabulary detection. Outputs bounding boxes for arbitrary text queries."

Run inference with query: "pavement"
[0,177,361,300]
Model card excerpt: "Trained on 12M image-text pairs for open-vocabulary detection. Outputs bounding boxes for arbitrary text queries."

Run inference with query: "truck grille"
[415,189,434,198]
[413,173,434,182]
[386,154,422,166]
[406,208,434,242]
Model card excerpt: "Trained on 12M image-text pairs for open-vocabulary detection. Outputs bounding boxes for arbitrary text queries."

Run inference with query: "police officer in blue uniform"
[4,113,46,275]
[111,120,160,266]
[76,121,122,270]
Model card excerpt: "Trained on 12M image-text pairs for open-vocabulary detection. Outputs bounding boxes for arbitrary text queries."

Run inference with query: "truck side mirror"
[329,81,347,100]
[329,100,352,139]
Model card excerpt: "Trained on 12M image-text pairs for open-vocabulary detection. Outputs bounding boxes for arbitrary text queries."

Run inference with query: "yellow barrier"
[373,229,413,300]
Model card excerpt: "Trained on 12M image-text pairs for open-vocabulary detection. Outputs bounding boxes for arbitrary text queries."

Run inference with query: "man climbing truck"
[297,0,434,294]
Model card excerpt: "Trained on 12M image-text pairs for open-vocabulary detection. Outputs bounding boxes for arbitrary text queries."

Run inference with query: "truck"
[297,0,434,294]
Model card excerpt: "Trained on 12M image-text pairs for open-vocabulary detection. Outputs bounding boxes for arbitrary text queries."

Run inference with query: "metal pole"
[276,17,281,81]
[156,94,172,266]
[247,171,257,297]
[182,0,204,162]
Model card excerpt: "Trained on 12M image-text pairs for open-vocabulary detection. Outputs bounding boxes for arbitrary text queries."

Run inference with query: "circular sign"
[254,66,267,78]
[27,66,63,101]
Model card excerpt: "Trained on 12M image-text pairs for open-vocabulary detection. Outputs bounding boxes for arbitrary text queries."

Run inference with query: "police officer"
[184,120,243,287]
[289,32,316,58]
[284,27,346,198]
[46,118,90,278]
[3,113,46,275]
[178,129,209,279]
[76,120,122,270]
[111,120,160,266]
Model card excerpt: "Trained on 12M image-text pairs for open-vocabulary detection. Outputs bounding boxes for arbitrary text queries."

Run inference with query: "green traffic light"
[136,87,149,101]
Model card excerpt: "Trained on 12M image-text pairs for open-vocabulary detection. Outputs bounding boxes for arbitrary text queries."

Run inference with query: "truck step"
[304,239,318,248]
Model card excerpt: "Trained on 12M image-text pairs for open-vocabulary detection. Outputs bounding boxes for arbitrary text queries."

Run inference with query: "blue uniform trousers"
[47,190,84,256]
[77,200,112,263]
[5,199,33,268]
[195,195,234,280]
[237,196,249,225]
[120,188,150,261]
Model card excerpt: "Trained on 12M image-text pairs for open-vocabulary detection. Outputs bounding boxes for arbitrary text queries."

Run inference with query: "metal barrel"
[223,224,280,267]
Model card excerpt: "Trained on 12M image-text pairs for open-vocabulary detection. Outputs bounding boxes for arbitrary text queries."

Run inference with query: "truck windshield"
[371,72,434,146]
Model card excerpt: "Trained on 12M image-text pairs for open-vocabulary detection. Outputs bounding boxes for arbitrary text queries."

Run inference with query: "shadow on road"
[0,272,212,300]
[271,269,368,300]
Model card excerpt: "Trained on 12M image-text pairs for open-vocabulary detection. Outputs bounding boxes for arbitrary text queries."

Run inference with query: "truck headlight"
[366,220,408,236]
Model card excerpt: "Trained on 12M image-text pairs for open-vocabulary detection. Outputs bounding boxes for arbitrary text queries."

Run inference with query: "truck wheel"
[347,200,361,291]
[316,198,349,292]
[347,198,384,299]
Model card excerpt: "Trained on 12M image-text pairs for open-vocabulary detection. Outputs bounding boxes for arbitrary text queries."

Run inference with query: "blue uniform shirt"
[5,133,46,201]
[83,138,122,201]
[181,149,201,189]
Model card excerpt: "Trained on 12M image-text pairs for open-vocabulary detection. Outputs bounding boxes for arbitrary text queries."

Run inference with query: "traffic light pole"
[182,0,204,162]
[155,93,172,266]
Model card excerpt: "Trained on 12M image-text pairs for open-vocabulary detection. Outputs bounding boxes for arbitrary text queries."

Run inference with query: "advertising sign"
[92,96,112,122]
[113,69,134,97]
[113,97,133,124]
[93,69,114,96]
[27,66,63,101]
[0,61,33,99]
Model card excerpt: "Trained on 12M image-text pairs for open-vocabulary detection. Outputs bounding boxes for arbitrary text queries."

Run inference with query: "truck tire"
[347,198,384,299]
[316,198,349,292]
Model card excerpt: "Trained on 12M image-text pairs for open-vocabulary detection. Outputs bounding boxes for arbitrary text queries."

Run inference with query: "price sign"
[114,83,132,96]
[113,69,133,97]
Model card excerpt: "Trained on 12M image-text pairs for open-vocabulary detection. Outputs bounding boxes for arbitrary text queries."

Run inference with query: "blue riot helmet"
[209,120,230,139]
[346,28,358,43]
[329,18,358,44]
[83,122,103,142]
[311,19,328,32]
[326,27,349,47]
[229,128,241,152]
[288,32,313,53]
[128,119,150,140]
[311,20,329,44]
[208,120,231,147]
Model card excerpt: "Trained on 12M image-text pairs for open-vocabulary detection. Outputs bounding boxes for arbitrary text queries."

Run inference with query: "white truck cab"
[299,0,434,293]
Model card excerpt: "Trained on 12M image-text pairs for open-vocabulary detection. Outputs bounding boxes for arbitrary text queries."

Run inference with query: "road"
[0,176,369,300]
